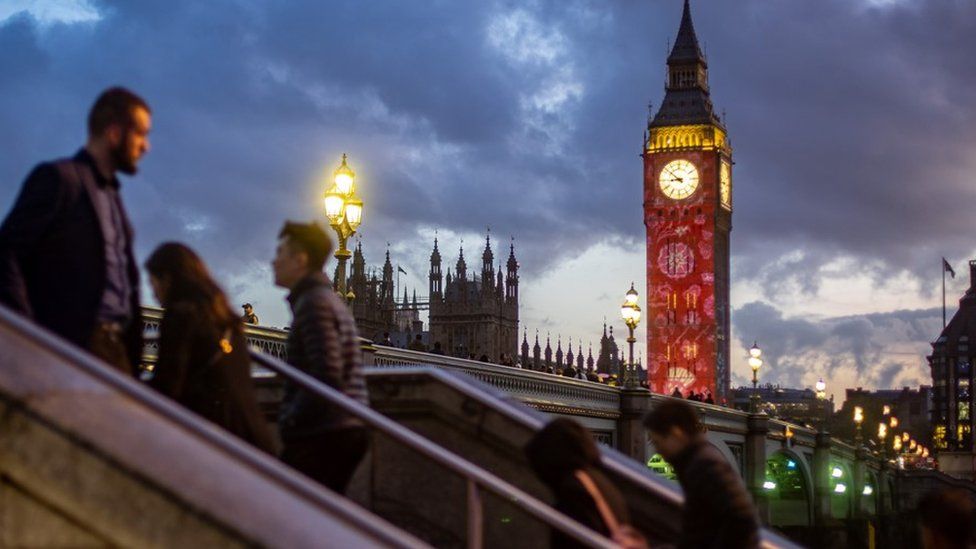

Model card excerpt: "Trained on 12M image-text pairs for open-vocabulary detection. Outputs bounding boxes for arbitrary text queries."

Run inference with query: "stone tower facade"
[643,0,732,401]
[428,235,519,361]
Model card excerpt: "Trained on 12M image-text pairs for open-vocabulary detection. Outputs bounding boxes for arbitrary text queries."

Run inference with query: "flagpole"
[943,260,947,329]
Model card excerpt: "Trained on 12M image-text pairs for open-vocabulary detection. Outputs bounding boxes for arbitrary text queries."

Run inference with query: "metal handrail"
[368,366,685,506]
[249,351,617,549]
[0,304,422,548]
[365,367,800,549]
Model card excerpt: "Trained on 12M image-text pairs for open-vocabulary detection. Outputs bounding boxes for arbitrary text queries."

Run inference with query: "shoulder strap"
[574,469,621,535]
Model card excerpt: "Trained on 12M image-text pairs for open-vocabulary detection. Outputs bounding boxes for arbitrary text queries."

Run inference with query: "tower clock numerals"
[720,160,732,210]
[659,159,699,200]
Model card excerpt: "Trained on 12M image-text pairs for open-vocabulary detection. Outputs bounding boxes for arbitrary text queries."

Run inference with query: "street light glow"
[333,153,356,195]
[749,342,762,359]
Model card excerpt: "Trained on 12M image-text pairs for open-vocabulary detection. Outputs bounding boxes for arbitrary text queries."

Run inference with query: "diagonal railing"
[248,350,617,549]
[364,366,800,549]
[0,304,423,548]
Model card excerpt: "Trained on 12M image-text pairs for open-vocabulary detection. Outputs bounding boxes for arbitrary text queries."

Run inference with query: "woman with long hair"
[145,242,277,455]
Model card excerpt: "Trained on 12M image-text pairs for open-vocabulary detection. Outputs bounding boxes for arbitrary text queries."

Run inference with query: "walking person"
[643,400,759,548]
[272,221,370,494]
[0,87,150,374]
[145,243,276,455]
[525,418,646,549]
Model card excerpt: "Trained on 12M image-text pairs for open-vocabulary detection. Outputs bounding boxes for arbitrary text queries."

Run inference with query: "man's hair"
[643,399,701,436]
[278,221,333,271]
[918,489,975,545]
[88,87,151,137]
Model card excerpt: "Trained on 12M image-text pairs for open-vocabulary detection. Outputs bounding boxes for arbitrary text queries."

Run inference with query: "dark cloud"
[732,301,938,389]
[0,0,973,358]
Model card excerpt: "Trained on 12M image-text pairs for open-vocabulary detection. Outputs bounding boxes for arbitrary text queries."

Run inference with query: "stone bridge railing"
[141,308,973,546]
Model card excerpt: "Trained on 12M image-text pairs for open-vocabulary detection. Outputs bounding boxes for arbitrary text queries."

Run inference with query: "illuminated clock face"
[659,160,699,200]
[720,161,732,209]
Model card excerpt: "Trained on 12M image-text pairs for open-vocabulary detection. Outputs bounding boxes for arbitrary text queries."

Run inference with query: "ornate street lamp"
[815,378,828,432]
[620,283,642,389]
[878,422,887,458]
[323,154,363,300]
[887,416,898,458]
[853,406,864,446]
[748,342,763,413]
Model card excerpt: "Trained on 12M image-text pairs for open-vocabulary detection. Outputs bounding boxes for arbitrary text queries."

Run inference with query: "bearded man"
[0,87,151,375]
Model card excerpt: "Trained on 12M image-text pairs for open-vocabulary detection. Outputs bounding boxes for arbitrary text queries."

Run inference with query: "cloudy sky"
[2,0,974,400]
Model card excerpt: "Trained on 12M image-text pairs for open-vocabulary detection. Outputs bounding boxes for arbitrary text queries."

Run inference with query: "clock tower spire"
[643,0,733,402]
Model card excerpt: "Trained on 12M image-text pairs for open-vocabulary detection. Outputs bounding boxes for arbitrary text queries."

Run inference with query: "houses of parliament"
[342,233,520,362]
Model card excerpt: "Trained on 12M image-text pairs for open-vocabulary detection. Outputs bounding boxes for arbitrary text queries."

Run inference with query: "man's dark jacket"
[672,436,760,549]
[0,151,142,369]
[279,272,368,440]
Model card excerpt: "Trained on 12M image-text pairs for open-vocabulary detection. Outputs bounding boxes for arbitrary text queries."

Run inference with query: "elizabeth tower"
[643,0,732,401]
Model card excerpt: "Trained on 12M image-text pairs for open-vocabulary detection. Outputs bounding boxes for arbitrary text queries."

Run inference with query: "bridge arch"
[764,449,812,530]
[828,460,854,520]
[861,470,879,516]
[703,433,743,475]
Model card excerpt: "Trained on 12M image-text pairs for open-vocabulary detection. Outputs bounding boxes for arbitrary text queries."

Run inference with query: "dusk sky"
[2,0,975,401]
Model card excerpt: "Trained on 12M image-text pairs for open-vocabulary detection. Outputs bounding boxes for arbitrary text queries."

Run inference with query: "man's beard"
[111,141,139,175]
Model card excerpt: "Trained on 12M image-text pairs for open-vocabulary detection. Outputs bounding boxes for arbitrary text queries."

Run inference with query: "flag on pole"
[943,258,956,278]
[397,266,407,275]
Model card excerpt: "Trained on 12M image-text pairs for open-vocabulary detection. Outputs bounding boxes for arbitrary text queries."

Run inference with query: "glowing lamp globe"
[324,188,345,224]
[344,197,363,230]
[625,283,639,306]
[333,154,356,195]
[749,342,762,359]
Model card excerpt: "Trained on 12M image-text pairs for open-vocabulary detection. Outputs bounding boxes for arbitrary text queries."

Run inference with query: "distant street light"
[853,406,864,446]
[748,342,763,413]
[324,154,363,300]
[620,283,642,389]
[815,378,828,432]
[878,422,888,458]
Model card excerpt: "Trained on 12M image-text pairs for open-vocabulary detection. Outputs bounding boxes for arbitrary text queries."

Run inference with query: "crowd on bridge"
[2,88,974,549]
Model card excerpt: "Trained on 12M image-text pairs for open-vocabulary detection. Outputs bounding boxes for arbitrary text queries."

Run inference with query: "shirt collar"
[75,148,121,190]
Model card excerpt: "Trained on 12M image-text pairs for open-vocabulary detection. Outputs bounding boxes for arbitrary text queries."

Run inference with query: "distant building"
[595,322,622,376]
[732,385,832,425]
[833,386,932,449]
[427,234,519,362]
[929,260,976,480]
[345,243,424,347]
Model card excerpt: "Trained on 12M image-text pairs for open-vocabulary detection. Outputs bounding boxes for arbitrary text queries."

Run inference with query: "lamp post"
[878,422,887,458]
[815,378,827,430]
[748,342,763,413]
[888,416,898,459]
[853,406,864,447]
[323,154,363,300]
[620,283,642,389]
